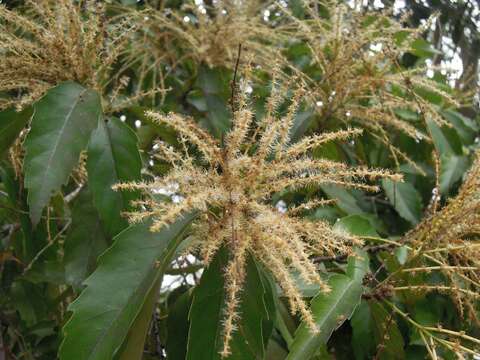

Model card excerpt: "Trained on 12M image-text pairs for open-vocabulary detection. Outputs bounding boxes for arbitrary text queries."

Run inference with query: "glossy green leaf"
[290,110,314,143]
[382,179,422,225]
[87,117,142,238]
[333,215,379,237]
[441,109,478,144]
[426,119,463,156]
[369,302,405,360]
[439,154,469,194]
[351,300,406,360]
[59,213,196,360]
[186,249,272,360]
[64,188,109,288]
[286,251,369,360]
[351,301,376,360]
[0,107,32,156]
[166,290,193,360]
[115,280,161,360]
[411,38,442,58]
[24,81,102,225]
[321,185,364,215]
[204,94,231,139]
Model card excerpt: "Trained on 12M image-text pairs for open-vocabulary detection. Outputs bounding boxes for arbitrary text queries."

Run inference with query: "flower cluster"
[287,3,463,172]
[115,81,402,356]
[0,0,139,111]
[398,152,480,326]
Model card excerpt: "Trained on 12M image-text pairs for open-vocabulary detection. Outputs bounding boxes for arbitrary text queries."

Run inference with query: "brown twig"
[229,44,242,115]
[312,243,396,263]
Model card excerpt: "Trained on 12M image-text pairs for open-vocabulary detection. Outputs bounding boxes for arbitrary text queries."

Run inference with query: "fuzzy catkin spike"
[396,151,480,326]
[0,0,147,111]
[116,78,401,357]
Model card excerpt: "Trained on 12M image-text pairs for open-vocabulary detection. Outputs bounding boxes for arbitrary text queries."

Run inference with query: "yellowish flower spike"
[398,151,480,326]
[120,1,293,101]
[0,0,155,112]
[114,81,403,357]
[286,2,465,173]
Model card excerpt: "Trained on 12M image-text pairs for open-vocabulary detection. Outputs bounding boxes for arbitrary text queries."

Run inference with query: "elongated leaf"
[59,213,196,360]
[290,110,314,143]
[441,109,478,144]
[426,119,463,156]
[369,302,405,360]
[64,188,109,288]
[321,185,364,215]
[439,154,469,194]
[351,301,376,360]
[166,290,193,360]
[0,107,32,156]
[115,280,161,360]
[382,179,422,225]
[87,117,141,237]
[286,252,369,360]
[24,81,102,225]
[333,215,378,237]
[186,249,272,360]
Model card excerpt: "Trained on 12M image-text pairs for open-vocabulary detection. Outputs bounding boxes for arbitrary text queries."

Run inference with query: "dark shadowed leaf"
[426,119,463,156]
[351,301,376,359]
[166,290,193,360]
[286,251,369,360]
[333,215,379,237]
[0,107,32,156]
[87,117,142,238]
[369,301,405,360]
[115,280,161,360]
[186,249,272,360]
[24,81,102,225]
[382,179,422,225]
[64,187,109,288]
[439,154,469,194]
[59,213,196,360]
[290,110,314,143]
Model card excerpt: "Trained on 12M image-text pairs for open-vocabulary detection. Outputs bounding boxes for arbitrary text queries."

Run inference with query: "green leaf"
[24,81,102,225]
[321,185,364,215]
[166,290,193,360]
[0,107,32,156]
[59,213,196,360]
[410,38,442,58]
[115,280,161,360]
[369,302,405,359]
[393,108,420,122]
[64,187,109,288]
[203,94,231,139]
[382,179,422,225]
[351,301,376,360]
[186,249,272,360]
[439,154,469,194]
[352,300,406,360]
[87,117,142,237]
[286,251,368,360]
[196,66,231,138]
[290,110,314,143]
[426,119,463,156]
[333,215,379,237]
[441,109,478,145]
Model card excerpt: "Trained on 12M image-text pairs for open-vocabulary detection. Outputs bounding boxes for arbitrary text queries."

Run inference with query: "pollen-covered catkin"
[114,79,402,356]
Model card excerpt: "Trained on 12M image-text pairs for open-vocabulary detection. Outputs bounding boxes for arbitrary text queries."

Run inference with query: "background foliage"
[0,0,479,359]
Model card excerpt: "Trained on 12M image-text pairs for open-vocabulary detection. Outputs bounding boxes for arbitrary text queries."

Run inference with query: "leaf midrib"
[38,88,87,193]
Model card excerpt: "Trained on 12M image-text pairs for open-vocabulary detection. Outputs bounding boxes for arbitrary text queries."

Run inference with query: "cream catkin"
[114,79,402,356]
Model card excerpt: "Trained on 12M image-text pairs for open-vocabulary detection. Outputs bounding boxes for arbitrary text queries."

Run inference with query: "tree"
[0,1,479,359]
